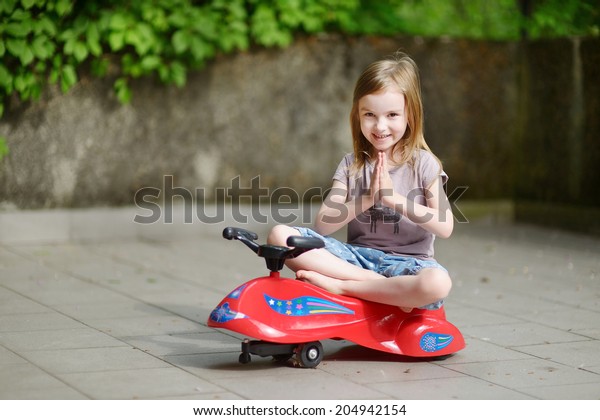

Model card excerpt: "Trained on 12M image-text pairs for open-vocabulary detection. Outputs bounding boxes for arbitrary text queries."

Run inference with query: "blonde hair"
[349,51,438,172]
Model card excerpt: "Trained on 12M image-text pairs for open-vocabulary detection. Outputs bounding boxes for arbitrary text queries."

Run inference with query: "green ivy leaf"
[34,16,57,36]
[13,73,27,95]
[251,5,293,47]
[0,0,17,15]
[86,23,102,56]
[60,64,77,93]
[55,0,73,17]
[0,136,9,161]
[171,30,190,54]
[0,64,13,90]
[114,77,131,104]
[121,53,142,77]
[169,61,186,87]
[109,13,130,31]
[190,37,214,62]
[32,35,54,60]
[73,41,88,62]
[6,38,34,66]
[4,21,32,38]
[90,57,109,77]
[140,55,160,71]
[167,11,188,29]
[108,31,125,51]
[21,0,36,9]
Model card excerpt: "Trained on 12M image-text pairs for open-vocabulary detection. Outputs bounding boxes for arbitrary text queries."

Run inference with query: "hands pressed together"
[370,151,396,206]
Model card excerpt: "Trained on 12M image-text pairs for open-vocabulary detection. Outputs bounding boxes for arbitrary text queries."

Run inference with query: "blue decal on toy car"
[264,294,355,316]
[419,332,453,352]
[210,302,247,323]
[228,284,247,299]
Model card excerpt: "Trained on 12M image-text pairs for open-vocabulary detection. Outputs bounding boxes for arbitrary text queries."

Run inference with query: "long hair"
[349,51,437,172]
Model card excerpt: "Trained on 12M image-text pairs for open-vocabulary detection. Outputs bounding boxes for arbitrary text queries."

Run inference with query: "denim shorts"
[294,227,445,310]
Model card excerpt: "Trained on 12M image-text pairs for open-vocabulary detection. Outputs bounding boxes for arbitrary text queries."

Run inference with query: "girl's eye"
[363,112,375,118]
[389,113,399,118]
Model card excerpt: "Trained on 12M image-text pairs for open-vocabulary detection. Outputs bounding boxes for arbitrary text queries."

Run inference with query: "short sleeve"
[418,150,448,189]
[332,153,353,186]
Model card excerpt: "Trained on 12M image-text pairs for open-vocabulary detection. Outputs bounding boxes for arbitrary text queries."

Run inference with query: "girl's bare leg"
[267,225,452,308]
[267,225,382,281]
[297,267,451,309]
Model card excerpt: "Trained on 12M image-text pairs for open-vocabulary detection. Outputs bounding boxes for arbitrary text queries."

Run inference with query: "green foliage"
[351,0,600,40]
[525,0,600,38]
[0,135,8,161]
[0,0,598,127]
[0,0,359,118]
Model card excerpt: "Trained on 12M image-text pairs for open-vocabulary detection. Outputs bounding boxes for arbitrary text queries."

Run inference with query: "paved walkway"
[0,207,599,399]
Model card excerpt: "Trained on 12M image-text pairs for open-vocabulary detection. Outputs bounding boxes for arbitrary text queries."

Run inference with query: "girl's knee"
[267,225,299,246]
[418,268,452,302]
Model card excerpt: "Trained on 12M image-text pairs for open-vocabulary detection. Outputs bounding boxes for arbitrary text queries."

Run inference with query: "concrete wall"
[514,38,600,234]
[0,35,598,232]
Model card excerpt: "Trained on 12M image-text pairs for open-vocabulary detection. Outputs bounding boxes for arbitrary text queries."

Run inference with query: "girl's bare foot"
[296,270,345,295]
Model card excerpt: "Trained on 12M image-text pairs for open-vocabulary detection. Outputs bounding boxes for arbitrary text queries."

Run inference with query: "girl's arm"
[402,177,454,238]
[376,153,454,238]
[314,180,373,236]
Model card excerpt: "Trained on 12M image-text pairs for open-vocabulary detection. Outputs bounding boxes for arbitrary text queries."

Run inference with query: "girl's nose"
[376,118,386,131]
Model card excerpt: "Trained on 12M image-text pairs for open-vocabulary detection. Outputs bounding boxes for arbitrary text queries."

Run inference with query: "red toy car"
[207,227,465,368]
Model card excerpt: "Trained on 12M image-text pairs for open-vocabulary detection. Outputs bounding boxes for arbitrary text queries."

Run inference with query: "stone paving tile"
[123,331,240,357]
[19,347,168,374]
[1,272,133,307]
[514,340,600,370]
[51,300,173,321]
[519,382,600,399]
[157,391,242,400]
[433,337,532,365]
[0,344,28,365]
[0,211,70,245]
[85,314,204,337]
[134,288,229,324]
[366,376,534,400]
[441,302,524,328]
[0,312,86,333]
[450,279,567,317]
[0,363,86,399]
[0,287,52,316]
[462,322,588,348]
[211,370,391,400]
[317,358,464,385]
[574,328,600,340]
[89,237,263,292]
[515,307,600,333]
[446,358,600,391]
[57,367,225,400]
[0,328,127,352]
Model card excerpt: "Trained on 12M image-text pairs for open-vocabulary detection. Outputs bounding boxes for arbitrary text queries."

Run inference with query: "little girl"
[268,52,453,311]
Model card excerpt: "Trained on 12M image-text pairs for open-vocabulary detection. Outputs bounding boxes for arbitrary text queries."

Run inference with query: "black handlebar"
[222,227,324,272]
[286,236,324,249]
[223,227,258,241]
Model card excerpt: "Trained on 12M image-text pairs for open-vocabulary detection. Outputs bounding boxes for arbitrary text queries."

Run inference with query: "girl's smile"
[358,89,408,157]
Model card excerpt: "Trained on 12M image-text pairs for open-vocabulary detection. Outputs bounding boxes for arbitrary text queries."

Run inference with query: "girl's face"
[358,88,408,158]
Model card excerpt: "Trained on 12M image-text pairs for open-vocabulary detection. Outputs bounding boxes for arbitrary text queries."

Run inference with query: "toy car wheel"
[295,341,323,368]
[239,352,251,364]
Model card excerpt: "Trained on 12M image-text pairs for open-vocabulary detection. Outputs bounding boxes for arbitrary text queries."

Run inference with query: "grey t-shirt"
[332,150,448,259]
